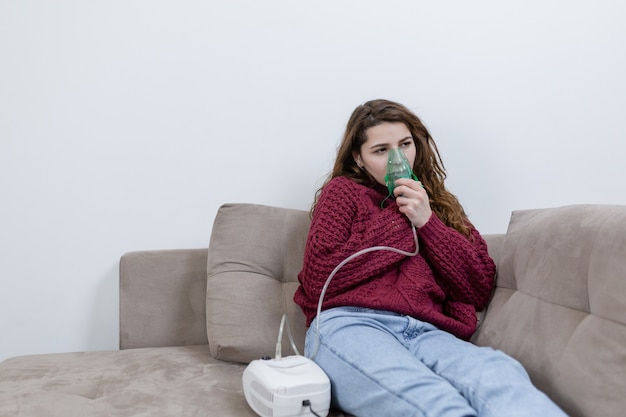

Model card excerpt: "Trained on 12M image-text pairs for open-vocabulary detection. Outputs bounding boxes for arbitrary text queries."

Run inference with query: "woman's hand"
[393,178,432,228]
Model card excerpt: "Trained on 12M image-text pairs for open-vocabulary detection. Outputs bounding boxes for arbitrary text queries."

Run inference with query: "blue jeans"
[305,307,568,417]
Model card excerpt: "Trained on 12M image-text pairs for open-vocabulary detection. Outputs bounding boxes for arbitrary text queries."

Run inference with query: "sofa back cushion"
[472,204,626,417]
[206,203,310,363]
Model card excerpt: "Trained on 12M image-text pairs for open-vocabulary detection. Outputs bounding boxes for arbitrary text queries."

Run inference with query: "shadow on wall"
[87,263,120,352]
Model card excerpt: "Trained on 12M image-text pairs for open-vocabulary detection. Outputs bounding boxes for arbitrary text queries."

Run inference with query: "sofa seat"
[0,345,252,417]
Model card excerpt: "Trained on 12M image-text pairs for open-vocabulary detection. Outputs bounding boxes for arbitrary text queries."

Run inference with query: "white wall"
[1,0,625,361]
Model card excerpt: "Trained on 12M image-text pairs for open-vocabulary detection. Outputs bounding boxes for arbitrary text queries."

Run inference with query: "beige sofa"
[1,203,625,417]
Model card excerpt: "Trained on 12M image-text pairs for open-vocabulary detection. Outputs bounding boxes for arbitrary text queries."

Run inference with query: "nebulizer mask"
[384,147,419,196]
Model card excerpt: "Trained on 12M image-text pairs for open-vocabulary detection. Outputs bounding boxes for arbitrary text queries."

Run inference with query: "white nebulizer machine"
[242,314,331,417]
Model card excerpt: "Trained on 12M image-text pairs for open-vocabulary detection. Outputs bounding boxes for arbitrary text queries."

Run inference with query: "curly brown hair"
[313,99,470,237]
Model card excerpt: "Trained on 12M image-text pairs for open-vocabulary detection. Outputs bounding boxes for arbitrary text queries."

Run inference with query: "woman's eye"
[374,148,387,154]
[401,141,412,148]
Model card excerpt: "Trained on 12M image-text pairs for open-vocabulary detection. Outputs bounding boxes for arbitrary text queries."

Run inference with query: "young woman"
[293,99,567,417]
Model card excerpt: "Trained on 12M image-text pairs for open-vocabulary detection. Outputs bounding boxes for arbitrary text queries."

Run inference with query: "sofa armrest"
[483,233,505,267]
[119,248,208,349]
[472,234,505,325]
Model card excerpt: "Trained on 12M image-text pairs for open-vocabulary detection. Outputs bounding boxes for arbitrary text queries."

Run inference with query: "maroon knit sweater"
[293,176,496,340]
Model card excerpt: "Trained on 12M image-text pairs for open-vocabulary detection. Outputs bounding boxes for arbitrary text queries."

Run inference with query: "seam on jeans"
[433,366,496,417]
[319,338,427,417]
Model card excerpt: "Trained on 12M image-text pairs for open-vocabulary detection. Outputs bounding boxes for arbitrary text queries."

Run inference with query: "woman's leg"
[305,307,477,417]
[404,317,568,417]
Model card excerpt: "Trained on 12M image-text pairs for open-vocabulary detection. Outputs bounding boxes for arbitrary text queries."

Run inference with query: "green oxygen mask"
[384,147,418,195]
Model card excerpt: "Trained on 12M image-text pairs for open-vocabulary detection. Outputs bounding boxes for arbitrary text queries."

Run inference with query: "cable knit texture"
[293,176,496,340]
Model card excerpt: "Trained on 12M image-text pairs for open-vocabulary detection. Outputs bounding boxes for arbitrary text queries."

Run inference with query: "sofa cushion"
[0,345,254,417]
[206,203,310,363]
[472,204,626,417]
[120,249,209,349]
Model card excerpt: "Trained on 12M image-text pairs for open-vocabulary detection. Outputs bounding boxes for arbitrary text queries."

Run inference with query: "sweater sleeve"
[416,214,496,310]
[298,177,416,301]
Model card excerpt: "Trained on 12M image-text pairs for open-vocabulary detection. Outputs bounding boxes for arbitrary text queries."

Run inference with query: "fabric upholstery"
[2,203,625,417]
[472,205,626,417]
[0,345,253,417]
[119,249,208,349]
[206,203,311,363]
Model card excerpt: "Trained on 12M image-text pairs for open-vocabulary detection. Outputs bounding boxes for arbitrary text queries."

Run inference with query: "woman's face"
[354,122,416,187]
